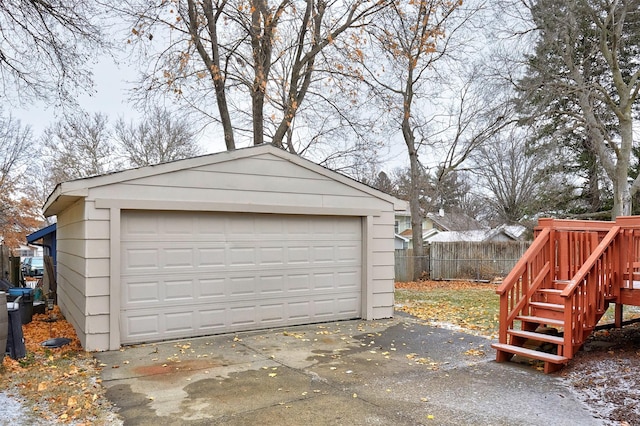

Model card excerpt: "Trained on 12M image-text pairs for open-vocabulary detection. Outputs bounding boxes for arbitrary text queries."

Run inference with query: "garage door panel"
[164,248,194,268]
[260,247,285,265]
[261,303,286,322]
[127,281,160,304]
[288,246,310,263]
[126,249,159,270]
[165,279,193,300]
[121,211,362,344]
[229,277,256,296]
[230,306,257,326]
[163,215,194,235]
[313,273,334,290]
[125,314,160,339]
[200,308,226,330]
[229,247,256,266]
[200,278,226,297]
[313,246,335,262]
[337,245,360,262]
[165,312,193,332]
[197,248,226,267]
[122,212,158,236]
[337,271,360,289]
[337,296,360,315]
[260,275,286,294]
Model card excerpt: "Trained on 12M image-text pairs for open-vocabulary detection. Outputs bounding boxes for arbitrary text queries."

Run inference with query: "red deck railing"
[495,217,640,366]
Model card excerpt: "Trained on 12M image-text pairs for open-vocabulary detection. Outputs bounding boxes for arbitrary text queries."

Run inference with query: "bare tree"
[359,0,509,277]
[0,111,43,247]
[116,0,389,150]
[472,131,575,224]
[0,111,31,193]
[41,112,119,186]
[0,1,108,105]
[115,107,202,167]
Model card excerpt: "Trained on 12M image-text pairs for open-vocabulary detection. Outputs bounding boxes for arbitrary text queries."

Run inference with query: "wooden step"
[492,343,569,365]
[529,301,564,311]
[552,280,571,288]
[507,329,564,345]
[537,288,564,304]
[516,315,564,327]
[538,288,562,295]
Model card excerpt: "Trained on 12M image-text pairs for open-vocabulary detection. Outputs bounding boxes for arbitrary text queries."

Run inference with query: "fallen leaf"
[67,396,78,407]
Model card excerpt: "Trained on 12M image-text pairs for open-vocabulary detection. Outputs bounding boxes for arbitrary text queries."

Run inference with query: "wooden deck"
[492,217,640,373]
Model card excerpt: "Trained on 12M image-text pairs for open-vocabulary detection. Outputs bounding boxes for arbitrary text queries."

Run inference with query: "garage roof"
[44,144,407,216]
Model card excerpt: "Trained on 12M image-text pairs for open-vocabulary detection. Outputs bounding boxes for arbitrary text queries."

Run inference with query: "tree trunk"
[251,90,265,146]
[613,117,635,218]
[402,80,425,279]
[408,147,425,279]
[216,79,236,151]
[189,0,235,151]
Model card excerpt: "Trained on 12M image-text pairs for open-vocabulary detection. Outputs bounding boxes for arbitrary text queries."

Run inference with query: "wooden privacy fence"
[0,244,9,281]
[395,241,531,282]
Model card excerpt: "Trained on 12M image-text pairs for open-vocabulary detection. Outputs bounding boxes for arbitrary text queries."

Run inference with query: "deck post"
[615,303,623,328]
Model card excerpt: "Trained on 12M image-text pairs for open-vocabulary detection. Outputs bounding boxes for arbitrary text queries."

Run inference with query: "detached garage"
[43,144,404,351]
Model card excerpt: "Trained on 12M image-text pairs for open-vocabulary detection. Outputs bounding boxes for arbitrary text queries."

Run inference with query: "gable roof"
[426,210,486,232]
[44,144,407,216]
[426,228,515,243]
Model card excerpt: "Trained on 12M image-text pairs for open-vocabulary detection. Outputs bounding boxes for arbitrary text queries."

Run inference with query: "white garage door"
[120,211,362,344]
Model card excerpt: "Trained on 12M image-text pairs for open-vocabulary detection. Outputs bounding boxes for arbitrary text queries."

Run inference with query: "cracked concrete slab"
[95,315,603,425]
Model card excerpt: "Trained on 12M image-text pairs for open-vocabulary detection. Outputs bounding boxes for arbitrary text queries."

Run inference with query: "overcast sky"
[11,50,408,175]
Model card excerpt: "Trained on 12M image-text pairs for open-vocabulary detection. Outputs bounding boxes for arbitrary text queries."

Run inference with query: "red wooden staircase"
[492,217,640,373]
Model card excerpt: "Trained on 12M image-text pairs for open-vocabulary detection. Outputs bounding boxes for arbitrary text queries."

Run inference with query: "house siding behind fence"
[395,241,531,282]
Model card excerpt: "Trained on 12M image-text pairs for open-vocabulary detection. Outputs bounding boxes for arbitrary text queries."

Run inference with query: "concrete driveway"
[95,314,602,425]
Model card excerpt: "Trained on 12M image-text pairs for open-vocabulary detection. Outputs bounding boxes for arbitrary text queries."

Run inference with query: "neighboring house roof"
[497,224,528,240]
[426,228,516,243]
[426,210,486,232]
[398,227,439,242]
[395,234,410,242]
[422,228,439,241]
[399,229,413,238]
[26,223,57,244]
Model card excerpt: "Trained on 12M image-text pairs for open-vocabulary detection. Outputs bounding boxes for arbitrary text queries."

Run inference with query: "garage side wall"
[55,199,89,348]
[56,199,112,351]
[369,210,395,319]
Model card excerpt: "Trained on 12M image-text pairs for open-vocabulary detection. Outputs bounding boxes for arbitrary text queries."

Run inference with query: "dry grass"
[395,280,640,339]
[394,280,500,337]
